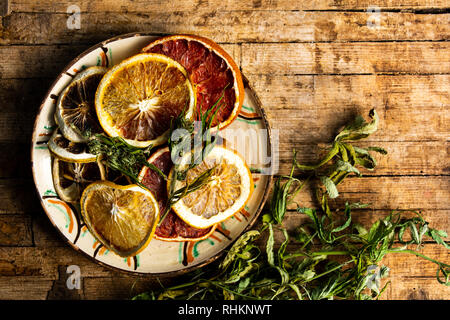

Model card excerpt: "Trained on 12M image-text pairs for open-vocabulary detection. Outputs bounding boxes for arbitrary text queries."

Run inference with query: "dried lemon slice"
[80,181,159,257]
[95,53,195,148]
[55,66,107,143]
[48,129,97,163]
[170,145,253,229]
[52,158,102,203]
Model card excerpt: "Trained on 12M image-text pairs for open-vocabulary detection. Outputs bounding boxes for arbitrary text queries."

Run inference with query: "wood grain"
[288,176,450,210]
[0,0,448,301]
[249,74,450,110]
[8,0,450,12]
[0,44,239,79]
[1,11,449,45]
[242,42,450,75]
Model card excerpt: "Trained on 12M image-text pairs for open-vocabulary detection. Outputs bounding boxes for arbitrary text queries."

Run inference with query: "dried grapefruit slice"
[80,181,159,257]
[142,34,244,129]
[95,53,195,148]
[169,145,253,229]
[139,147,216,241]
[55,66,107,143]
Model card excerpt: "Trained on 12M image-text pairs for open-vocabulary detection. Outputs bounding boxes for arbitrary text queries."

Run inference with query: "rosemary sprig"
[87,134,167,188]
[157,89,227,226]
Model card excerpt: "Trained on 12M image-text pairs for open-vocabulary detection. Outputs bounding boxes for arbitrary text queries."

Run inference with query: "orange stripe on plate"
[239,110,259,118]
[47,199,74,233]
[99,246,107,256]
[187,242,195,264]
[240,208,251,218]
[209,234,222,242]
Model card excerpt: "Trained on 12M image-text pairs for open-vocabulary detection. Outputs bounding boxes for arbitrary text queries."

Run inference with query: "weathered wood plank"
[1,42,449,79]
[0,180,39,214]
[32,212,68,247]
[242,42,450,74]
[0,246,115,279]
[0,143,32,179]
[0,79,53,113]
[266,107,449,144]
[0,214,33,246]
[249,74,450,110]
[1,11,448,45]
[0,44,239,79]
[0,277,53,300]
[82,276,174,300]
[0,45,92,79]
[277,141,449,176]
[288,176,450,210]
[380,276,450,300]
[8,0,450,13]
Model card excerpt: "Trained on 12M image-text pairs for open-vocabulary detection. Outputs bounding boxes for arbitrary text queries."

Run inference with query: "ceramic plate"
[31,33,274,275]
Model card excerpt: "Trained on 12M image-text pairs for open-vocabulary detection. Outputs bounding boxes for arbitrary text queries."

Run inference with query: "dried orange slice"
[80,181,159,257]
[142,34,244,130]
[95,53,195,148]
[55,66,107,143]
[169,145,253,229]
[139,147,216,241]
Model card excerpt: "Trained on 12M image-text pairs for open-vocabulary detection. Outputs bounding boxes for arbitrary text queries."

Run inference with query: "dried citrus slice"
[95,53,195,148]
[52,158,102,203]
[80,181,159,257]
[48,129,97,163]
[139,147,216,241]
[55,66,107,143]
[170,145,253,229]
[142,34,244,129]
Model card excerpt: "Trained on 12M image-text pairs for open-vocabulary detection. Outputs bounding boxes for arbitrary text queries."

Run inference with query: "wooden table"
[0,0,448,300]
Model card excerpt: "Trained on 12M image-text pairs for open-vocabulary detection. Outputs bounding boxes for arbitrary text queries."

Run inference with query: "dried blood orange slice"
[138,147,216,242]
[142,34,244,130]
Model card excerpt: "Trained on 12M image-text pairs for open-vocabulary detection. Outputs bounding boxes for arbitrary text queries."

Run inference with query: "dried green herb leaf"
[335,160,361,176]
[319,176,339,199]
[367,146,388,154]
[220,230,260,270]
[427,229,450,250]
[334,109,379,142]
[331,203,352,233]
[266,223,275,266]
